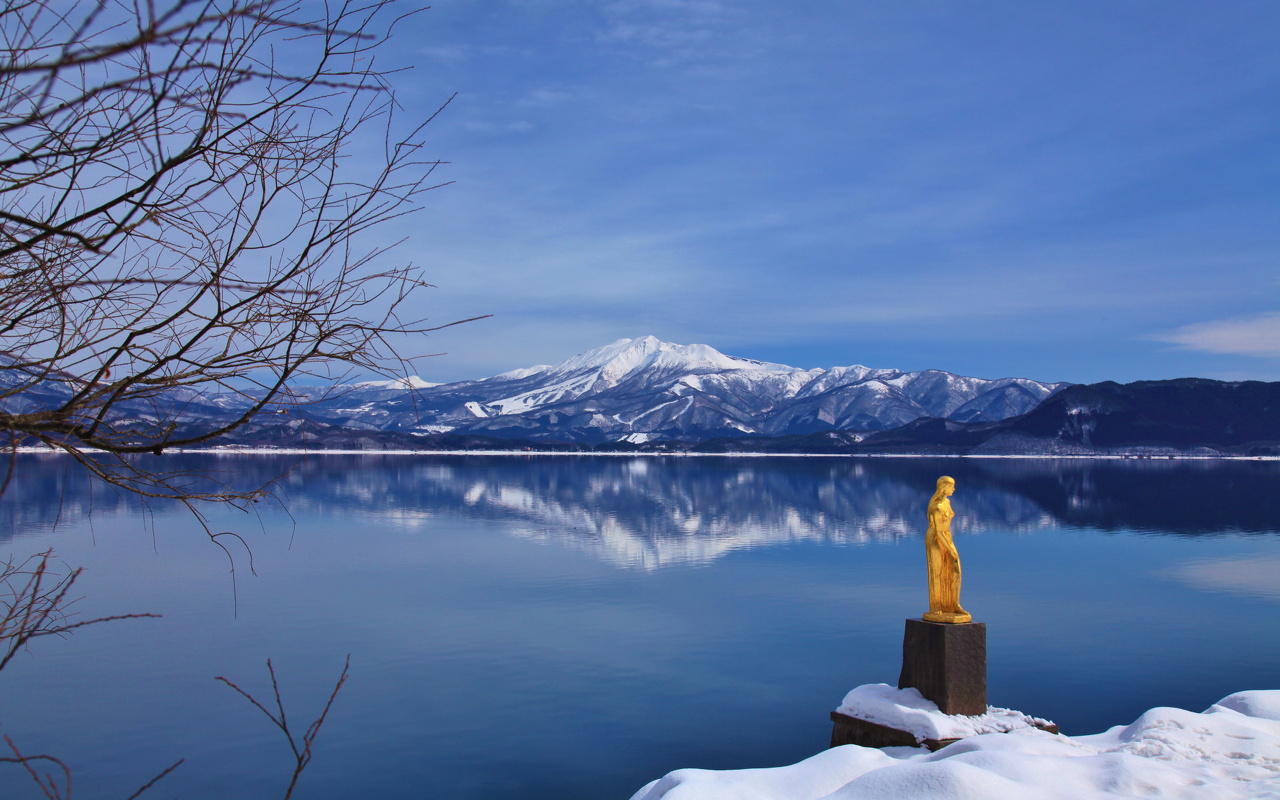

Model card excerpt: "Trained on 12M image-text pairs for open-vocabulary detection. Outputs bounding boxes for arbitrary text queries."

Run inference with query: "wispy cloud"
[596,0,745,66]
[416,44,471,64]
[462,120,535,134]
[517,87,575,108]
[395,2,1280,383]
[1152,312,1280,358]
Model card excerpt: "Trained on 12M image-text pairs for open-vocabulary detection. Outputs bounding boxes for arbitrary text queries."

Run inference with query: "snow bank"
[630,689,1280,800]
[835,684,1055,741]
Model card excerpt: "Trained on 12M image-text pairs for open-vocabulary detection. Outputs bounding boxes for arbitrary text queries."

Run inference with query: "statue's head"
[936,475,955,496]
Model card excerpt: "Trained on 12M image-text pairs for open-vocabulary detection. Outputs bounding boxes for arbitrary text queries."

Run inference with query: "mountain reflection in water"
[5,454,1276,567]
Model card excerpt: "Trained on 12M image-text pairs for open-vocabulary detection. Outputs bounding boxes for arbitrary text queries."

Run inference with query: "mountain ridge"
[691,377,1280,457]
[281,336,1069,444]
[11,337,1274,455]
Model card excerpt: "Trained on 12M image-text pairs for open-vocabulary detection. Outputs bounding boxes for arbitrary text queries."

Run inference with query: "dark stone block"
[829,711,958,752]
[897,618,987,716]
[829,710,1059,752]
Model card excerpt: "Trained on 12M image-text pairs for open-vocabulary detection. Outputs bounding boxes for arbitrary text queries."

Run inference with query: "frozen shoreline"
[631,688,1280,800]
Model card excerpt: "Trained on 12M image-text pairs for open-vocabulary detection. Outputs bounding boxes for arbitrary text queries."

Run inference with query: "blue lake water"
[1,454,1278,799]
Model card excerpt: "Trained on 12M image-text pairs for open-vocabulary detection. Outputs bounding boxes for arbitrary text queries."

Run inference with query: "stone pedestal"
[829,706,1058,752]
[829,711,960,752]
[828,618,1055,751]
[897,618,986,716]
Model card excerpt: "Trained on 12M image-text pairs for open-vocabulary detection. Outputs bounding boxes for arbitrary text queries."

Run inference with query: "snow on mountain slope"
[477,336,801,412]
[1,337,1070,446]
[287,337,1069,443]
[354,376,439,390]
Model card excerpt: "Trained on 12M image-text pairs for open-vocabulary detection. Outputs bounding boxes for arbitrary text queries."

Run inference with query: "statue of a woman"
[923,475,971,624]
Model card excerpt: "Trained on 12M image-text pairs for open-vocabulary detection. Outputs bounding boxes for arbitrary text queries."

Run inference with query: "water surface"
[1,454,1277,799]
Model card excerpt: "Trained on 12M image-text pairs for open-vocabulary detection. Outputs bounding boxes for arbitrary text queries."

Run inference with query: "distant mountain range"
[8,336,1278,455]
[861,378,1280,456]
[235,336,1068,445]
[697,378,1280,457]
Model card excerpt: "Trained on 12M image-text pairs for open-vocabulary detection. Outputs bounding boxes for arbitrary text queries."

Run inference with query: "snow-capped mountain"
[291,336,1069,443]
[18,338,1278,454]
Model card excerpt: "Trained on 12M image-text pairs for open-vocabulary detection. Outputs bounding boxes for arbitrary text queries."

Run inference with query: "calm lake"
[1,454,1278,800]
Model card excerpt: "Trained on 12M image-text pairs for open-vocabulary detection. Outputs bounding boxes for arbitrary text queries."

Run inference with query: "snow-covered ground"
[630,687,1280,800]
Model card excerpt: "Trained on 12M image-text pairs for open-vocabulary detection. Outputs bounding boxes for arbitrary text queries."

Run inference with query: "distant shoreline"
[13,447,1278,461]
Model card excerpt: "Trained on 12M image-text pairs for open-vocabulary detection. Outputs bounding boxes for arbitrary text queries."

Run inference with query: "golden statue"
[923,475,971,624]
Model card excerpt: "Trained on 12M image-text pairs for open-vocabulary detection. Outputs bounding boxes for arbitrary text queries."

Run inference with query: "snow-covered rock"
[630,689,1280,800]
[836,684,1054,742]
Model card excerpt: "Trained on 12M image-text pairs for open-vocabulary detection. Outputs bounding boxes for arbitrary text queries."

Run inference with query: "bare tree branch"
[0,549,160,674]
[2,734,184,800]
[2,735,72,800]
[0,5,463,795]
[0,0,481,510]
[217,655,352,800]
[122,758,186,800]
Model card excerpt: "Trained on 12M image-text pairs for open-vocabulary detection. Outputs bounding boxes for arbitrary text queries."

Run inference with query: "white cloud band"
[1153,312,1280,358]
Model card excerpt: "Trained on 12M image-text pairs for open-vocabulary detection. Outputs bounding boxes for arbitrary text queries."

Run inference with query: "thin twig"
[216,655,352,800]
[2,735,71,800]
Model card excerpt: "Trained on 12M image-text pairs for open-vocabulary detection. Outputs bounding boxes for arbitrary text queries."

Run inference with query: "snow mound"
[1211,691,1280,722]
[630,689,1280,800]
[836,684,1054,741]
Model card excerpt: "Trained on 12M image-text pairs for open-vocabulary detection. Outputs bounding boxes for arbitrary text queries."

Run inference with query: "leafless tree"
[0,0,477,507]
[0,1,470,795]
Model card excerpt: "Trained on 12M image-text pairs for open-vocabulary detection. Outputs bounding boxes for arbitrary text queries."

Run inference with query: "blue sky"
[376,1,1279,384]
